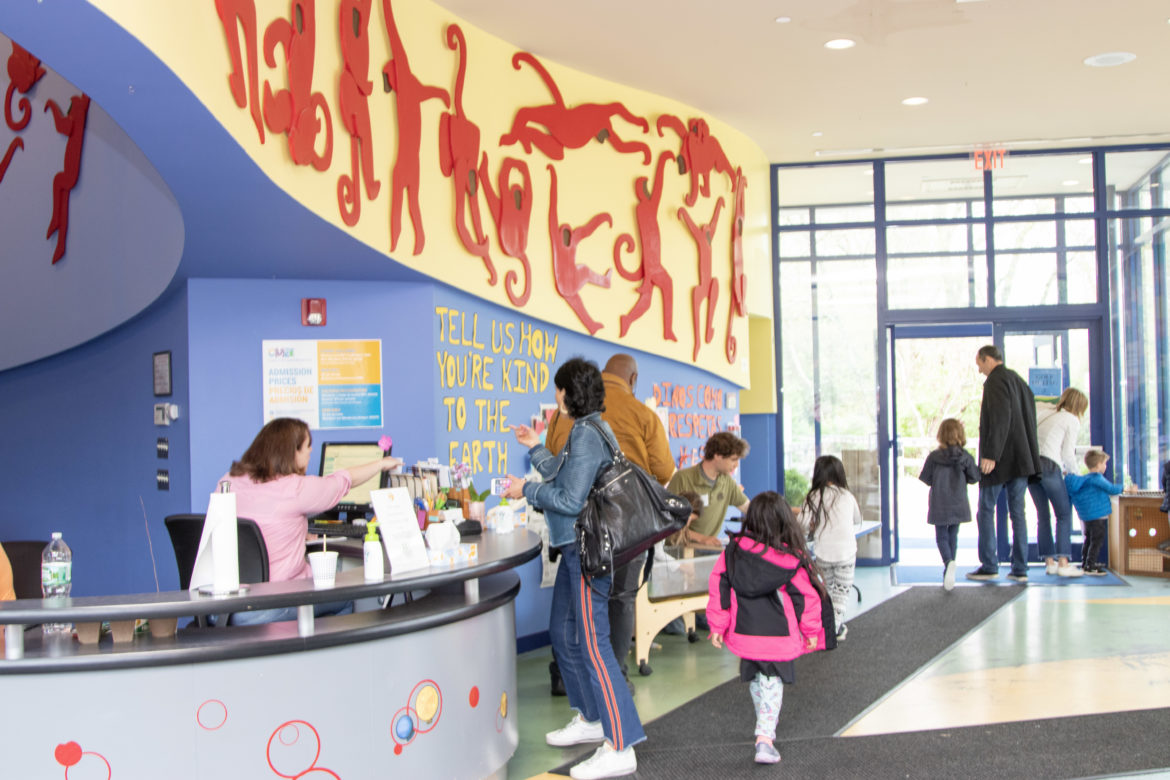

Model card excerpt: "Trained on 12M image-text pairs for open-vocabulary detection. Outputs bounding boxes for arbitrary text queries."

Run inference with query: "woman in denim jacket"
[503,358,645,780]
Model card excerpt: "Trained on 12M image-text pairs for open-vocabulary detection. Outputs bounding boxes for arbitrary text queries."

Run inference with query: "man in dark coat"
[967,345,1041,582]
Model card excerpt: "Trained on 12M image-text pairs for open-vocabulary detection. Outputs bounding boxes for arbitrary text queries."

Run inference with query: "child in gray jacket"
[919,419,981,590]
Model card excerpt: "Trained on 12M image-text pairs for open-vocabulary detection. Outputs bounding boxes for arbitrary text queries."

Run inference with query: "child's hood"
[726,537,799,597]
[1064,472,1091,495]
[935,445,972,465]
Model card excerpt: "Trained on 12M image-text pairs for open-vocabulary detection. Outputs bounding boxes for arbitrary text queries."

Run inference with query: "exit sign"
[973,148,1007,170]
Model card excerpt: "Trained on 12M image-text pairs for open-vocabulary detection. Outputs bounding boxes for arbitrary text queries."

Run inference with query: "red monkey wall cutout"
[613,150,677,341]
[726,169,747,363]
[216,0,264,144]
[679,196,724,361]
[263,0,333,171]
[439,24,494,283]
[44,93,89,264]
[336,0,380,226]
[548,164,612,335]
[657,115,734,207]
[480,155,533,306]
[1,41,44,185]
[500,53,651,165]
[382,0,449,255]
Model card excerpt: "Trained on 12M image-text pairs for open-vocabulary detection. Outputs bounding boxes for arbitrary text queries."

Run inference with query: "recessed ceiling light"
[824,38,856,50]
[902,96,929,106]
[1078,156,1093,164]
[1062,180,1080,186]
[1083,51,1136,67]
[774,16,792,23]
[811,131,823,137]
[1151,182,1161,188]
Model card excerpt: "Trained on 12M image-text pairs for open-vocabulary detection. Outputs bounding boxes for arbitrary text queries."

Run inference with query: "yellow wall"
[94,0,773,391]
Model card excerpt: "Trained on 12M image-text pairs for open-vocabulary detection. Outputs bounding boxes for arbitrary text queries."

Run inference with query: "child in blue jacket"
[1065,449,1135,574]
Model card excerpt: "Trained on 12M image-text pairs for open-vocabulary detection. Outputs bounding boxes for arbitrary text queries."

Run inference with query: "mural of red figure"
[480,155,533,306]
[263,0,333,171]
[381,0,449,255]
[215,0,264,144]
[614,150,678,341]
[336,0,381,226]
[1,41,44,185]
[679,197,724,361]
[726,169,747,363]
[44,93,89,265]
[656,115,735,207]
[500,53,651,165]
[5,41,44,131]
[439,24,494,283]
[548,164,612,335]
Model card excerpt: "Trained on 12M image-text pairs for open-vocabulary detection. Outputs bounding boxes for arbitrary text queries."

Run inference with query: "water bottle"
[41,532,73,635]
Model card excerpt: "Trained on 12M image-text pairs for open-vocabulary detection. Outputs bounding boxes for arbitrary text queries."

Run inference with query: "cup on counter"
[308,550,339,589]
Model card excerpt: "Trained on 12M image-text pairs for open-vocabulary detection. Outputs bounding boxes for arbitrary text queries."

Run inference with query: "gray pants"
[819,557,855,628]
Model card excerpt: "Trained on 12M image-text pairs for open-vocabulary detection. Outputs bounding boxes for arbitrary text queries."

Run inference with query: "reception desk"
[0,530,540,779]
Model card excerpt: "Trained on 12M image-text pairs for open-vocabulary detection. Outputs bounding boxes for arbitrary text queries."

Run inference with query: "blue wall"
[0,286,190,596]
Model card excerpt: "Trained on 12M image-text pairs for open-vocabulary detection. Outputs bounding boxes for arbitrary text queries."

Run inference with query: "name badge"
[700,493,710,507]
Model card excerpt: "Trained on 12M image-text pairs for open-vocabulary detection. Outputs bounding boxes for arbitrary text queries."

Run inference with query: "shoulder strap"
[581,417,619,458]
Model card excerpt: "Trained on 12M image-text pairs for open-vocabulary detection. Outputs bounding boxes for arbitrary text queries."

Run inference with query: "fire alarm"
[301,298,326,326]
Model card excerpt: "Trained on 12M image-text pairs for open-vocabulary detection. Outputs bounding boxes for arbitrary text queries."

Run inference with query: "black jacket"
[919,445,981,525]
[978,364,1041,486]
[1160,460,1170,513]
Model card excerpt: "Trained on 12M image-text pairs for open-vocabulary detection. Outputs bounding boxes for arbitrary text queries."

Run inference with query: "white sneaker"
[546,714,605,747]
[1045,559,1058,576]
[943,560,956,591]
[1056,564,1083,578]
[569,743,637,779]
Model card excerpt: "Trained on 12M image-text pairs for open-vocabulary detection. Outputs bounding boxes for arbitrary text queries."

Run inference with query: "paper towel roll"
[190,492,240,594]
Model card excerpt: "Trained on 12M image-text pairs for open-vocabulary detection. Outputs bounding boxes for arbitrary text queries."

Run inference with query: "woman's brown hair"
[937,418,966,448]
[228,418,311,483]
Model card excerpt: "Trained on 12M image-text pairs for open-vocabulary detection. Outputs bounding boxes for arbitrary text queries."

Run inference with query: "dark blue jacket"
[1065,472,1123,522]
[919,446,981,525]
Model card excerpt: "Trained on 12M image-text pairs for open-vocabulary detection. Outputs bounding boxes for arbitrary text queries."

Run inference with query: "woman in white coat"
[1028,387,1088,576]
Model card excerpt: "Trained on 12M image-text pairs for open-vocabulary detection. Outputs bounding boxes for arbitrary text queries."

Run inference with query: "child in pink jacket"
[707,491,833,765]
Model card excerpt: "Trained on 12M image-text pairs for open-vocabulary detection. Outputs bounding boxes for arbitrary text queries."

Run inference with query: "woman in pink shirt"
[221,418,401,625]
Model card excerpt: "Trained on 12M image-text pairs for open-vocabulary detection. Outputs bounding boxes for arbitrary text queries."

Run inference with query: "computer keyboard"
[307,521,369,539]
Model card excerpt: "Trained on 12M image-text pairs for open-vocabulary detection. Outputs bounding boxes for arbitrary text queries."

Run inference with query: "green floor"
[506,566,1170,780]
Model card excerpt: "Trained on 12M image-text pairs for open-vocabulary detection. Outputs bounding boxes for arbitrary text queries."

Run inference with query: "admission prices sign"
[262,339,383,429]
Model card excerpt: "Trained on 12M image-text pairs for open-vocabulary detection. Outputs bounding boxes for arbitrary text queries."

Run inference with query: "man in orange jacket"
[544,353,674,690]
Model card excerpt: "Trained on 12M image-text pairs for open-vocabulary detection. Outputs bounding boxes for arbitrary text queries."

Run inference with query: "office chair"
[163,514,270,627]
[1,540,51,600]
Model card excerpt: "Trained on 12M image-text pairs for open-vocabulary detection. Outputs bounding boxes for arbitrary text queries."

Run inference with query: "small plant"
[784,468,809,508]
[466,481,492,502]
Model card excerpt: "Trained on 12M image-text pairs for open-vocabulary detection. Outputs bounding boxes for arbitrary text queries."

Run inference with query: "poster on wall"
[263,339,383,429]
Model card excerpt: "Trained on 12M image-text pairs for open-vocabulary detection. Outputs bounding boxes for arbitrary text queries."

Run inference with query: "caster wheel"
[638,661,652,676]
[687,629,698,643]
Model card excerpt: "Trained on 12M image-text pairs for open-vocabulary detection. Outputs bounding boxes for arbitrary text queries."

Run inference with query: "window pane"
[1105,150,1170,210]
[887,200,983,220]
[1066,251,1097,304]
[776,163,874,223]
[994,221,1056,250]
[1064,219,1096,248]
[815,228,875,257]
[885,158,986,208]
[991,154,1094,215]
[778,231,811,258]
[887,224,978,254]
[778,208,810,226]
[996,253,1058,305]
[888,256,987,309]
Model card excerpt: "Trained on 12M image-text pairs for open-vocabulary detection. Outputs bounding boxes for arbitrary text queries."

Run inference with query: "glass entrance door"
[887,325,991,566]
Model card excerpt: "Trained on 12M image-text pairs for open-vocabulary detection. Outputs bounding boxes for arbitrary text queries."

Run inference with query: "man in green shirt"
[667,431,751,539]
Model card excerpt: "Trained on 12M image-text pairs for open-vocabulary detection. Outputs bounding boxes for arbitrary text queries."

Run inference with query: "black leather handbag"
[573,418,690,578]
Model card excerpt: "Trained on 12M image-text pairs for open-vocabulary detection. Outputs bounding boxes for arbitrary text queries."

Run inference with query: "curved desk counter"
[0,530,541,780]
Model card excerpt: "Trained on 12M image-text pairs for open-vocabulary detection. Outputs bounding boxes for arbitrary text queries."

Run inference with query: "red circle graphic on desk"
[197,699,228,730]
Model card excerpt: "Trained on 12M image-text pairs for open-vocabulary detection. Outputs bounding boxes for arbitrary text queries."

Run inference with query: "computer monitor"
[318,441,390,516]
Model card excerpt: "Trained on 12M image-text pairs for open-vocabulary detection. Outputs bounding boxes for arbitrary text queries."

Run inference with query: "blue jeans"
[976,477,1029,575]
[224,599,353,626]
[550,544,645,751]
[934,524,959,564]
[1027,457,1073,559]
